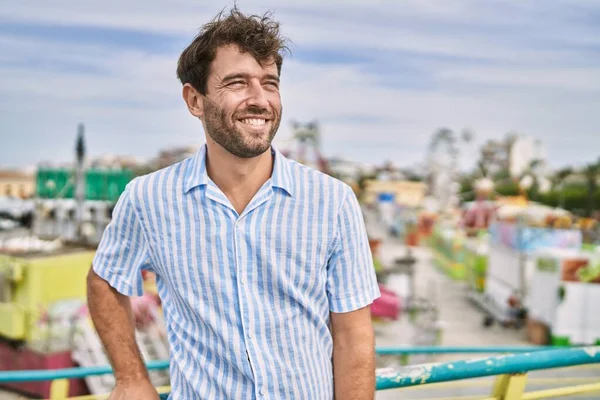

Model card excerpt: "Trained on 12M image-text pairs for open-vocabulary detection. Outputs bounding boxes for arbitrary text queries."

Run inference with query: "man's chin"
[227,141,272,159]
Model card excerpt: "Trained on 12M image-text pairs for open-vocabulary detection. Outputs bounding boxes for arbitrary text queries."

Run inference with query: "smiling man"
[86,8,380,400]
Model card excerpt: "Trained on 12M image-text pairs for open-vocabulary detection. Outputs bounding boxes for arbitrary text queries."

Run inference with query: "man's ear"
[182,83,204,118]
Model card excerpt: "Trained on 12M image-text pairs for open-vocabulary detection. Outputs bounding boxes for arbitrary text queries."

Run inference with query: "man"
[87,8,380,400]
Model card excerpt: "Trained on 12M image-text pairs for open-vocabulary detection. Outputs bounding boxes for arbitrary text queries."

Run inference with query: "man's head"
[178,8,289,158]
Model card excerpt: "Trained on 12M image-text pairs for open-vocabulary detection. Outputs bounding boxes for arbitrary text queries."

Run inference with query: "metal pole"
[75,123,86,242]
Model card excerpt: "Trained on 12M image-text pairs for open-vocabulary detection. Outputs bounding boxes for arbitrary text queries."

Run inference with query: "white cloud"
[1,0,599,170]
[438,66,600,92]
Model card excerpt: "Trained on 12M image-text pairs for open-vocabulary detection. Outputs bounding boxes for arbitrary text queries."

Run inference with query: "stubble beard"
[203,97,282,159]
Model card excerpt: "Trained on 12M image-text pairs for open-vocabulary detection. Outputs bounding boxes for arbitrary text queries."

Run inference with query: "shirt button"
[241,278,245,285]
[259,387,265,395]
[247,333,252,339]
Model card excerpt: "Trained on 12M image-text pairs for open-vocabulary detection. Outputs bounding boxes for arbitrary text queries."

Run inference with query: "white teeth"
[241,118,266,126]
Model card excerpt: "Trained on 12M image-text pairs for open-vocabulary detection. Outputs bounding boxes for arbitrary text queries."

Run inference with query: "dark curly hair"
[177,8,290,95]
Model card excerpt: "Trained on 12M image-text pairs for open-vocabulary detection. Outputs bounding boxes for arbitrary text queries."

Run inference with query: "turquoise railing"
[0,346,563,383]
[1,346,599,399]
[376,346,600,389]
[375,345,566,355]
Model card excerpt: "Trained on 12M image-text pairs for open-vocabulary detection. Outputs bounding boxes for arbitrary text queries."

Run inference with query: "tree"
[476,160,489,179]
[552,167,573,209]
[583,162,600,217]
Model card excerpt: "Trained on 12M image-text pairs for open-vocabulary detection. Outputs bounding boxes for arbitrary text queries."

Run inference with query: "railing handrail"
[378,346,600,390]
[0,359,169,383]
[375,345,566,355]
[0,346,598,388]
[0,346,562,383]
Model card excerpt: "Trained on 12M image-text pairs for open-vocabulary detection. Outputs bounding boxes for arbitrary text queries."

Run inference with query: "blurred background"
[1,1,600,399]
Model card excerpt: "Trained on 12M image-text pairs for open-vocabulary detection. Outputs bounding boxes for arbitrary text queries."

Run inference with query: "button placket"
[234,216,257,384]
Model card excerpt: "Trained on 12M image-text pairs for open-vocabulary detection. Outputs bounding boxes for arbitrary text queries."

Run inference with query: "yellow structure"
[496,195,529,207]
[0,250,94,348]
[362,180,427,207]
[0,170,35,198]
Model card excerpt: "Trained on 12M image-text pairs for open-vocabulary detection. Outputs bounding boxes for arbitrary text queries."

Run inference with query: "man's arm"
[331,307,376,400]
[326,186,380,399]
[86,269,149,383]
[86,181,159,399]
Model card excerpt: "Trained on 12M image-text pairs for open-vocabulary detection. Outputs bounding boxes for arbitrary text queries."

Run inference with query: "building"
[327,156,376,183]
[509,136,547,178]
[479,134,547,178]
[362,180,427,208]
[0,170,35,198]
[154,145,200,169]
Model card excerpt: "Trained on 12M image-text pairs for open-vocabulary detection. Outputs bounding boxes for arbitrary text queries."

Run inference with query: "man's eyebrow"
[222,73,249,82]
[264,74,280,82]
[221,73,280,82]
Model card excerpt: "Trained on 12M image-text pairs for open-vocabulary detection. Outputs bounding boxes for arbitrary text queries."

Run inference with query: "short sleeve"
[92,182,152,297]
[326,186,381,313]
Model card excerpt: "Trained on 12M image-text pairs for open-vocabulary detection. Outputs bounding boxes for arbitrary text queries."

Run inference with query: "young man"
[87,8,380,400]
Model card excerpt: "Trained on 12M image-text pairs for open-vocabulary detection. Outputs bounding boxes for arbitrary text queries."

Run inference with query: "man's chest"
[143,200,336,306]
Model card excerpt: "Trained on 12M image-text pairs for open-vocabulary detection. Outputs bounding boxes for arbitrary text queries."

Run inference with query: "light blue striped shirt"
[92,145,380,399]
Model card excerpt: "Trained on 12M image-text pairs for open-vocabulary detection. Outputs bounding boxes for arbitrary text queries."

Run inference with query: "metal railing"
[0,346,599,399]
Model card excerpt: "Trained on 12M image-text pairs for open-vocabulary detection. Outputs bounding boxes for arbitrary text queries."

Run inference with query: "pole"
[75,123,86,242]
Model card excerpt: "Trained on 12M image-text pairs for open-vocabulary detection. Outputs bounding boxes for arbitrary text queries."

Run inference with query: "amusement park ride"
[426,127,473,214]
[280,120,330,174]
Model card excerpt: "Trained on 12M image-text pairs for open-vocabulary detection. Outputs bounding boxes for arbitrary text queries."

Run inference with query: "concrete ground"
[0,392,24,400]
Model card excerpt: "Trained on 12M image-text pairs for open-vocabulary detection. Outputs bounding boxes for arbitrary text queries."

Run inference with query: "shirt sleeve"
[326,186,381,313]
[92,181,152,297]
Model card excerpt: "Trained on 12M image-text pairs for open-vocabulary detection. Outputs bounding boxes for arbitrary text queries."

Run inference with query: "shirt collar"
[184,144,294,196]
[271,146,294,196]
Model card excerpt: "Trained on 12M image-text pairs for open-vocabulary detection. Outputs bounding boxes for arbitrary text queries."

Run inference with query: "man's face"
[200,45,282,158]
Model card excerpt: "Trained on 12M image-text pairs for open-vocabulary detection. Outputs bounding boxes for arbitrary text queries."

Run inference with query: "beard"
[202,97,281,158]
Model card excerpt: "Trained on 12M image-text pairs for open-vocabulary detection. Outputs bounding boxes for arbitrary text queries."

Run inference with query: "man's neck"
[205,142,274,215]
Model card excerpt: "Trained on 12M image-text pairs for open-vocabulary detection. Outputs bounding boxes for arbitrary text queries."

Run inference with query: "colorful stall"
[464,236,489,293]
[429,224,467,280]
[527,249,600,346]
[0,247,169,398]
[476,220,583,328]
[0,249,95,397]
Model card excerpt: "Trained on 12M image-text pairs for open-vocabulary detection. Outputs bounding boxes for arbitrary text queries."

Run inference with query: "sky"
[1,0,599,172]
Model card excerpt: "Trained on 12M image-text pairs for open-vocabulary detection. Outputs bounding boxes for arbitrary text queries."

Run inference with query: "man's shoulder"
[286,159,353,197]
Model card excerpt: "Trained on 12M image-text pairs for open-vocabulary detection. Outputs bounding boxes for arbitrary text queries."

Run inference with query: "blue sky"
[1,0,599,171]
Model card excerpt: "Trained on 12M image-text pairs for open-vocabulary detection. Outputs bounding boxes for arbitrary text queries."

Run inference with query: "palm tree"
[518,159,544,199]
[583,162,600,217]
[477,160,489,179]
[552,167,573,209]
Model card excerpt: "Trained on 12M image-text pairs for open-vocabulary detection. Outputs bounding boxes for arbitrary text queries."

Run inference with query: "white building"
[509,136,547,178]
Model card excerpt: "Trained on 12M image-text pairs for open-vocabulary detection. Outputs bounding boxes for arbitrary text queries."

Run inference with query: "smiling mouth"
[238,118,269,127]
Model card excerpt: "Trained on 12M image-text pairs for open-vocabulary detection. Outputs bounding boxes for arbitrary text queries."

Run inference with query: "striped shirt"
[92,145,380,399]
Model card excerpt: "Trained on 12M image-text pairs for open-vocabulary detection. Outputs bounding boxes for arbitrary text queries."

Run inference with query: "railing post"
[50,378,69,399]
[491,373,528,399]
[400,354,409,366]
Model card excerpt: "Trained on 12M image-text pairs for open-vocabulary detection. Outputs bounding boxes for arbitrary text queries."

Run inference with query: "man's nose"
[246,82,269,110]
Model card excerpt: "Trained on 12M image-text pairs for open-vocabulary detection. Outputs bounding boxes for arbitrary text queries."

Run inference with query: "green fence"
[36,168,133,202]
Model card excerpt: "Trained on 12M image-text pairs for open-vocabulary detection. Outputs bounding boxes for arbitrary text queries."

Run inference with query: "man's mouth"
[239,118,268,127]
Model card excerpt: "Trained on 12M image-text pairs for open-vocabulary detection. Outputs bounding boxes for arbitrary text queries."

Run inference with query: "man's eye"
[265,82,279,89]
[229,81,245,86]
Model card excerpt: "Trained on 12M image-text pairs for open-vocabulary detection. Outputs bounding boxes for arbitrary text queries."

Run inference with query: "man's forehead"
[212,45,278,77]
